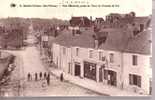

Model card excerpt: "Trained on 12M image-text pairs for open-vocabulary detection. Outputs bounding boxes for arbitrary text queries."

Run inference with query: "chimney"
[90,16,92,21]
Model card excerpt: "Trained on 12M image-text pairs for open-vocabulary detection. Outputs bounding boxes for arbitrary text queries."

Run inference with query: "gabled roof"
[53,28,95,48]
[124,30,151,55]
[69,17,91,27]
[134,16,150,23]
[98,28,130,51]
[95,18,104,21]
[53,27,151,55]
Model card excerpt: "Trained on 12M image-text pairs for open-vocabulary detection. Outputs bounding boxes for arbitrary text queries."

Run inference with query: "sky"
[0,0,152,20]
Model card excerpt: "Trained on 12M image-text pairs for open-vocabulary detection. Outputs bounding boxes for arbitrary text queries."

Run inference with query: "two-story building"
[51,13,151,95]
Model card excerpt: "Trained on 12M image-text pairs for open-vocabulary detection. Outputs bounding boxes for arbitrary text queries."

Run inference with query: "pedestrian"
[60,73,64,82]
[46,73,50,86]
[35,73,38,81]
[39,72,42,80]
[30,73,32,81]
[44,72,47,79]
[27,72,31,81]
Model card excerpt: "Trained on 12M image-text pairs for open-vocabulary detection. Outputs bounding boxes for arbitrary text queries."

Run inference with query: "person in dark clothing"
[46,73,50,85]
[35,73,38,81]
[44,72,47,79]
[39,72,42,80]
[27,73,31,81]
[60,73,64,82]
[30,73,32,81]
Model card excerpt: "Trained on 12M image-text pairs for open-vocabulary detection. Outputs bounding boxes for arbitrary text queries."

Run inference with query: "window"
[76,48,79,56]
[99,51,103,60]
[89,50,93,58]
[149,78,152,95]
[109,53,114,63]
[129,74,141,87]
[63,47,66,55]
[104,70,108,80]
[150,57,152,68]
[132,55,138,65]
[68,63,71,74]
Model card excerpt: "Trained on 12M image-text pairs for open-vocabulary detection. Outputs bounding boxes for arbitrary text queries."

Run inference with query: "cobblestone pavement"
[1,35,103,96]
[20,46,101,96]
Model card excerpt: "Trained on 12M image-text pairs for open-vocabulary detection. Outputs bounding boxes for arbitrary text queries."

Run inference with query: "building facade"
[52,42,151,95]
[51,13,152,95]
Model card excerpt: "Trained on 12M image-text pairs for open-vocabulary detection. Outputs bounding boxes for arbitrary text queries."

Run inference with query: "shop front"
[84,61,96,81]
[104,69,117,86]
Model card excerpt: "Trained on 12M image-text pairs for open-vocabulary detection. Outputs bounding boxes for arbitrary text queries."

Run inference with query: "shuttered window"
[132,55,138,66]
[76,48,79,56]
[137,76,141,87]
[129,74,141,87]
[129,74,133,85]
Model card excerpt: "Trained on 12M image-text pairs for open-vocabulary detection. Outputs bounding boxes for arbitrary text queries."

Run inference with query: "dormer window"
[93,32,108,48]
[98,32,108,45]
[133,27,140,36]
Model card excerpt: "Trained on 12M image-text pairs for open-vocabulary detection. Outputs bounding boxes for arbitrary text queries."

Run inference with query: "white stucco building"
[51,15,152,95]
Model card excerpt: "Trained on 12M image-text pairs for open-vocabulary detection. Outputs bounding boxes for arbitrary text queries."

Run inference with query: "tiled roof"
[53,28,95,48]
[124,30,151,55]
[53,27,151,55]
[70,17,91,27]
[98,28,130,51]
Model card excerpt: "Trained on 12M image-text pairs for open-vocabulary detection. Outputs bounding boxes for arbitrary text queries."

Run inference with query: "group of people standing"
[27,72,50,86]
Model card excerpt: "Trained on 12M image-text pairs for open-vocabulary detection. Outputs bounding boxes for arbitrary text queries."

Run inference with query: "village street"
[2,35,102,96]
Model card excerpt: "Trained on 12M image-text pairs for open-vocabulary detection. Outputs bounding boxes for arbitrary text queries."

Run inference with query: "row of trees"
[0,18,30,49]
[0,17,69,49]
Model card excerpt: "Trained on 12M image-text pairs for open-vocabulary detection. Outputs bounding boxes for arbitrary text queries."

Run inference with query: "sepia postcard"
[0,0,152,97]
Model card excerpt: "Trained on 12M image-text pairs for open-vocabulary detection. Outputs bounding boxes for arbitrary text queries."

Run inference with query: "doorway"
[99,67,103,82]
[75,63,81,76]
[108,70,117,86]
[104,70,117,86]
